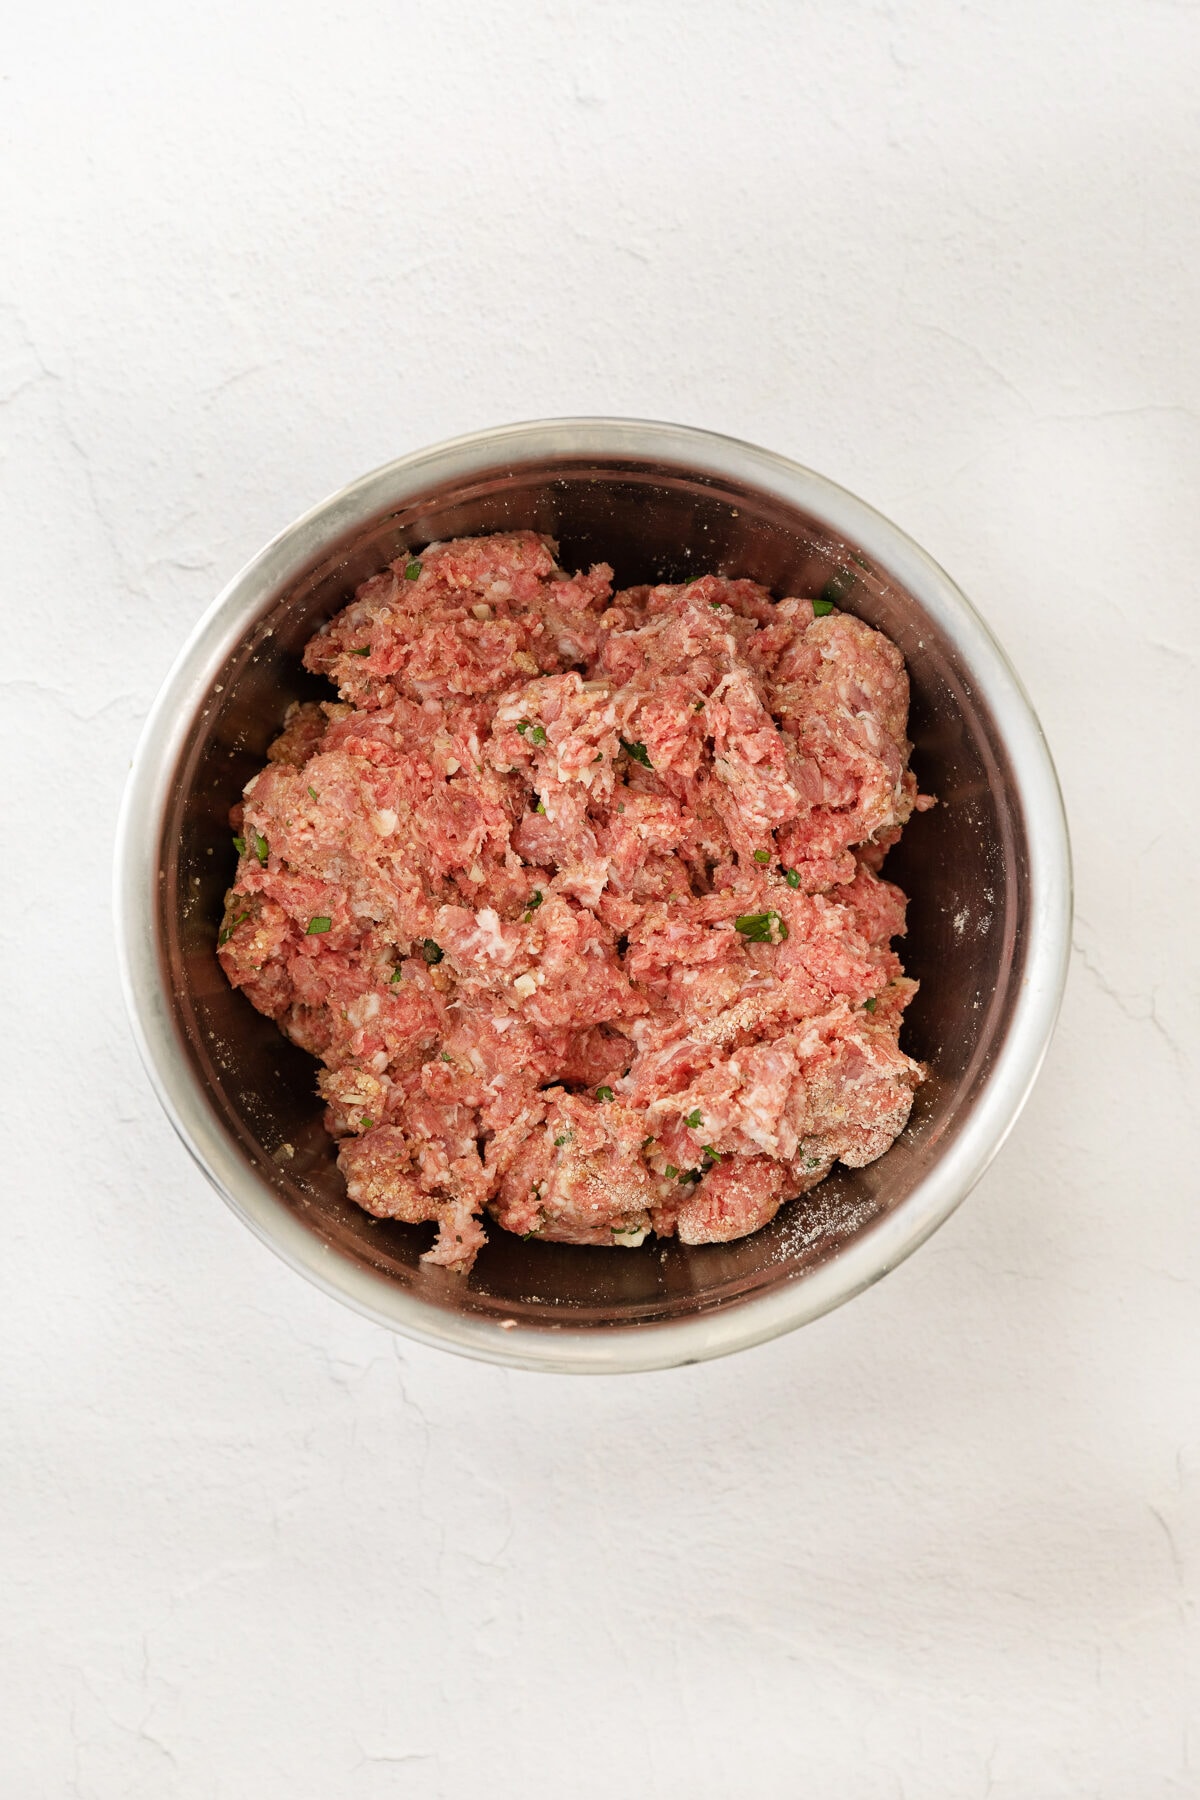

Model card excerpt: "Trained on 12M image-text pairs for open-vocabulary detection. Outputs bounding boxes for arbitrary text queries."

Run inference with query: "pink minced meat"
[218,531,933,1271]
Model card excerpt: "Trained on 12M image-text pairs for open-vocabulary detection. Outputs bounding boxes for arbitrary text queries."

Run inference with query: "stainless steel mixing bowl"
[114,419,1071,1372]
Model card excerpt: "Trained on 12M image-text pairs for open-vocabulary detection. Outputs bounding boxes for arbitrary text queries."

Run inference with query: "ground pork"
[218,531,932,1270]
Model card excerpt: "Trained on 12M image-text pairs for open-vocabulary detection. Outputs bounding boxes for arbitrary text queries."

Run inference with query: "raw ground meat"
[218,531,933,1271]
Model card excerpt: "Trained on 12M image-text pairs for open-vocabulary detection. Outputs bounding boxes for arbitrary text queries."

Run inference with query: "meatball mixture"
[218,531,932,1270]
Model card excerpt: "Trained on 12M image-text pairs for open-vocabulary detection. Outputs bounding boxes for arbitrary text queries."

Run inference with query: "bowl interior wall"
[162,457,1026,1330]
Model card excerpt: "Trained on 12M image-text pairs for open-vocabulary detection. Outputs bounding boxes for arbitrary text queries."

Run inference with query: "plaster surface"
[2,3,1198,1794]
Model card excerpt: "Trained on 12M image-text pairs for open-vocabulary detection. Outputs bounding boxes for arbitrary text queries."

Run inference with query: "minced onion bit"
[306,915,332,935]
[735,910,789,944]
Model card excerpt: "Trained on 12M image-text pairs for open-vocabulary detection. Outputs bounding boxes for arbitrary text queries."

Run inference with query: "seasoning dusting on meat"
[218,532,933,1271]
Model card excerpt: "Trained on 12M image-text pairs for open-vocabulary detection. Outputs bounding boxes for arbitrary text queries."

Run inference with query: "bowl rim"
[114,416,1072,1373]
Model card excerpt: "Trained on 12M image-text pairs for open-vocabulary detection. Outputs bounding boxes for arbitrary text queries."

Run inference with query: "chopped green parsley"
[595,1085,614,1102]
[218,912,248,946]
[735,910,788,944]
[753,848,771,864]
[421,939,444,964]
[817,567,856,611]
[620,738,652,767]
[684,1108,703,1130]
[404,559,422,580]
[306,915,332,935]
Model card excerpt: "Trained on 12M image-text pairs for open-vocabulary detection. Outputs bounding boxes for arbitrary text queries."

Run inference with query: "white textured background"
[3,2,1199,1795]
